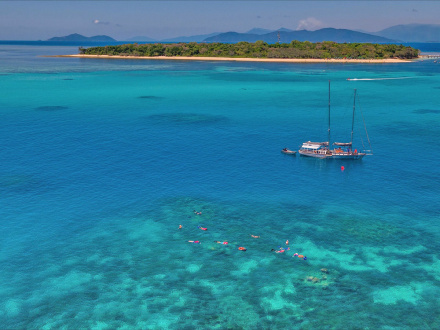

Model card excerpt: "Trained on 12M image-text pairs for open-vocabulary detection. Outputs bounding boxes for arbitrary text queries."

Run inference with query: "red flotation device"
[238,247,247,251]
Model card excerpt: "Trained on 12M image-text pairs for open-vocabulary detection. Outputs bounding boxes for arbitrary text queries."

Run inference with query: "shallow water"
[1,44,440,329]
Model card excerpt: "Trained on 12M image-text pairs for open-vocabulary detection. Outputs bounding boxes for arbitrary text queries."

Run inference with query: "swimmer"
[188,240,200,244]
[286,240,289,245]
[293,253,298,257]
[198,225,208,231]
[179,225,182,229]
[214,241,228,245]
[276,247,290,253]
[250,234,260,238]
[303,256,307,260]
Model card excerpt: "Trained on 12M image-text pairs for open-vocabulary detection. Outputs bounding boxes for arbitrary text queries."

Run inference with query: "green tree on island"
[80,41,419,60]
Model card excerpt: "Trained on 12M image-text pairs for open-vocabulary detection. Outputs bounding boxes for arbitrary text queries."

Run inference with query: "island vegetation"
[79,40,419,59]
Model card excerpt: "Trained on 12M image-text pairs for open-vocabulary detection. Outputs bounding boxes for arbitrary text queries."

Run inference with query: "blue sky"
[1,1,439,40]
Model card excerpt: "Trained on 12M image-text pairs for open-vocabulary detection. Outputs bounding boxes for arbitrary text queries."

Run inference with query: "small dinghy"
[281,148,296,155]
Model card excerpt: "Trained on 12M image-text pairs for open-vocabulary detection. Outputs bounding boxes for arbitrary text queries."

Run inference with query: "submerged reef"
[146,113,229,125]
[34,105,69,111]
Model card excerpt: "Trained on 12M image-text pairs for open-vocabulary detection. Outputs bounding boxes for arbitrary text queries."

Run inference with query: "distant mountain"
[246,28,273,35]
[204,28,395,43]
[374,24,440,42]
[246,27,294,35]
[47,33,116,42]
[278,27,295,33]
[125,36,156,42]
[160,32,221,42]
[204,32,260,43]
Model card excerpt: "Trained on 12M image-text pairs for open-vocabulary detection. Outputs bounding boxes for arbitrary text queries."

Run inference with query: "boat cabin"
[299,141,331,157]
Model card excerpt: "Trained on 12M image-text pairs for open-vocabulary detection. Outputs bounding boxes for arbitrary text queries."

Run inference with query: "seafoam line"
[347,77,414,81]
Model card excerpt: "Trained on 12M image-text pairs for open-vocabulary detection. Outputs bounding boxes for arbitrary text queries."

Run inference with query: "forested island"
[79,41,419,60]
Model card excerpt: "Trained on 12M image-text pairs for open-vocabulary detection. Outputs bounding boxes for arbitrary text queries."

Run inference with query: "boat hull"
[330,153,365,160]
[281,149,296,155]
[299,150,366,159]
[298,150,329,158]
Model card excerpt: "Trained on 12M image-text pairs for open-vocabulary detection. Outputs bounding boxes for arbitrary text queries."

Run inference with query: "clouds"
[296,17,323,31]
[93,19,121,27]
[93,19,109,25]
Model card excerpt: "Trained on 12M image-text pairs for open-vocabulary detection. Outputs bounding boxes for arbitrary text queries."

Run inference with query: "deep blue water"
[1,44,440,329]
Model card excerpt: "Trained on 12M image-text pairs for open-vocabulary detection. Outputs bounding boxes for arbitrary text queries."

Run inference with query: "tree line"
[79,40,419,59]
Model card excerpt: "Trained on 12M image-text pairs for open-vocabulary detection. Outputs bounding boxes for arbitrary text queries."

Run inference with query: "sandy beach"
[56,54,413,63]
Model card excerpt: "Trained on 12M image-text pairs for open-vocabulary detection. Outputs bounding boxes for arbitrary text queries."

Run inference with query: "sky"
[1,1,439,40]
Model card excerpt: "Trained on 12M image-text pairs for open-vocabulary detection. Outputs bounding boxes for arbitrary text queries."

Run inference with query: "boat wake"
[347,77,413,81]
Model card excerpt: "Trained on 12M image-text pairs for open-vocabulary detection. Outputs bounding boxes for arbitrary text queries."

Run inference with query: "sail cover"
[333,142,352,146]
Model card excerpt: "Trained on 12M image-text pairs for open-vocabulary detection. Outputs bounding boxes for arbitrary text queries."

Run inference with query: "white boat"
[298,81,372,160]
[297,141,330,158]
[281,148,296,155]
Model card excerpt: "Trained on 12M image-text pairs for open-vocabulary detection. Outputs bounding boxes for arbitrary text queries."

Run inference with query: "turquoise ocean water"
[1,43,440,329]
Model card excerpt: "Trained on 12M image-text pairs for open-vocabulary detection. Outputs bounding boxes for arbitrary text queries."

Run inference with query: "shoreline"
[53,54,415,63]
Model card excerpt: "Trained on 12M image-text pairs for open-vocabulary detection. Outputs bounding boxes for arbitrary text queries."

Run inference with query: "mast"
[328,80,331,145]
[351,89,357,147]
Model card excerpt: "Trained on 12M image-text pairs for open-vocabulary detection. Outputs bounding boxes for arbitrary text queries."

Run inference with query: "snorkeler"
[188,240,200,244]
[274,246,290,253]
[214,241,228,245]
[198,225,208,231]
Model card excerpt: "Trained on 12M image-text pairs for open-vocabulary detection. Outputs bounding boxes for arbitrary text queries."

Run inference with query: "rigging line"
[358,129,366,150]
[356,93,373,152]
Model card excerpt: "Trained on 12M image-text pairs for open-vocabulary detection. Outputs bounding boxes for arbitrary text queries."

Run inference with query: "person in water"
[250,234,260,238]
[188,241,200,244]
[179,225,182,229]
[272,246,289,253]
[198,225,208,231]
[214,241,228,245]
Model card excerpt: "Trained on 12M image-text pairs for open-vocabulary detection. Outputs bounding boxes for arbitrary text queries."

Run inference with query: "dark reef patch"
[34,106,69,111]
[62,78,74,81]
[413,109,440,114]
[146,113,229,125]
[138,95,164,100]
[0,174,46,194]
